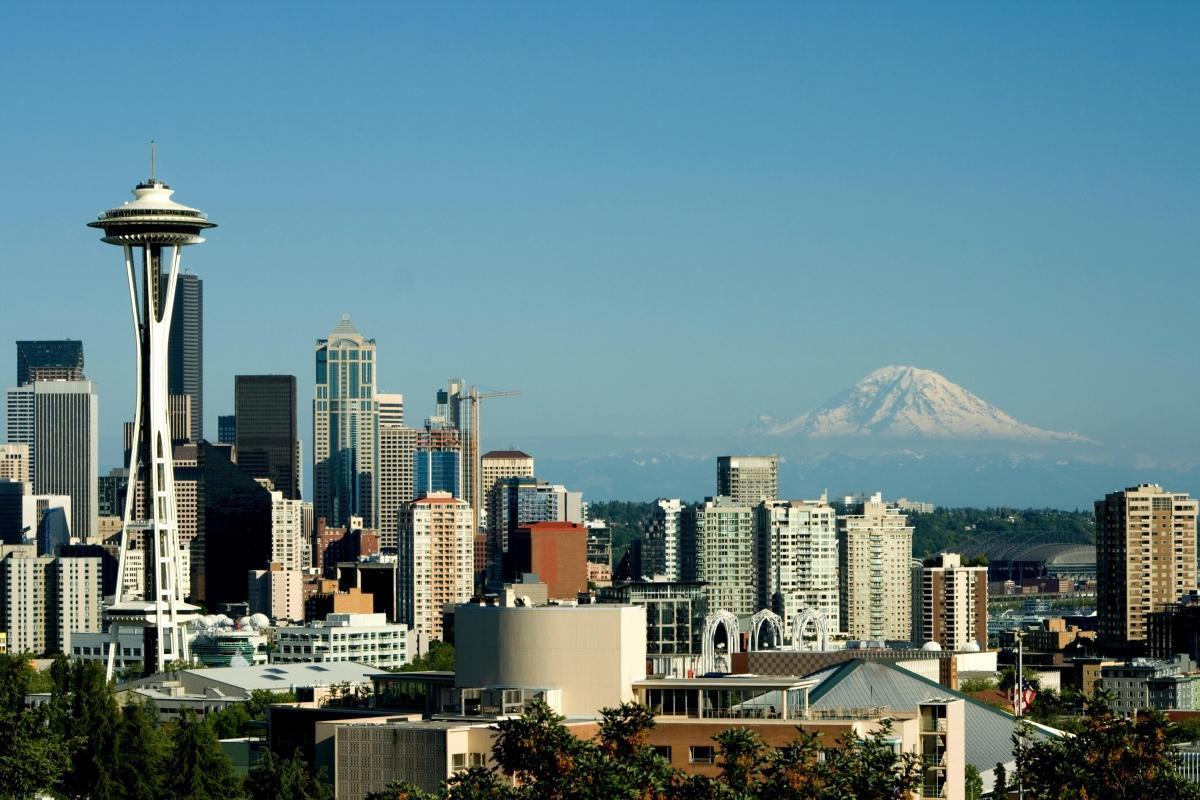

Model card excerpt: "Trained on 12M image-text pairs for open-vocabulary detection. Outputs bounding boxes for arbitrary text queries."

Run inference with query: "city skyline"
[2,4,1199,506]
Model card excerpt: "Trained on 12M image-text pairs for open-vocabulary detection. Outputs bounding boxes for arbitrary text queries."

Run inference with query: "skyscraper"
[480,450,534,534]
[166,272,203,442]
[681,496,757,617]
[16,340,84,386]
[490,476,582,584]
[717,455,779,505]
[377,393,415,550]
[838,493,913,641]
[414,423,462,499]
[757,497,840,637]
[7,380,99,540]
[1096,484,1198,650]
[235,375,299,499]
[314,315,379,529]
[397,492,474,641]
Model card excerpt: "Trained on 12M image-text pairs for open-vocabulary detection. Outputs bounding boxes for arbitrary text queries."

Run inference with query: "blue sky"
[1,2,1198,475]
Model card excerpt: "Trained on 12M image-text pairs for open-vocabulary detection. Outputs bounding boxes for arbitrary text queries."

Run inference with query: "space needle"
[89,147,215,677]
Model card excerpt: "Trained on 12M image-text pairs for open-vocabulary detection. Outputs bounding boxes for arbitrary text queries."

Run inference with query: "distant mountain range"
[752,365,1092,443]
[505,366,1199,508]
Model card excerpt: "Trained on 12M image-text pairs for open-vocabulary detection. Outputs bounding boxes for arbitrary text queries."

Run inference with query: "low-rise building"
[1098,655,1200,714]
[274,612,410,669]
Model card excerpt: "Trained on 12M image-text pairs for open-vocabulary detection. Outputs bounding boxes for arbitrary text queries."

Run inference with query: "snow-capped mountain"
[756,365,1091,442]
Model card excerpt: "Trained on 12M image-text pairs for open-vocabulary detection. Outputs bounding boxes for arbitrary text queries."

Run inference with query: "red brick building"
[509,521,588,599]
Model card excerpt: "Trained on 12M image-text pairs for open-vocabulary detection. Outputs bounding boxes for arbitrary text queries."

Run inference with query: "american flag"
[1013,677,1036,714]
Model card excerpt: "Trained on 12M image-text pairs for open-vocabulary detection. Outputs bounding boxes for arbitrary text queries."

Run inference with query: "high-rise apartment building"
[643,499,683,581]
[757,497,840,637]
[378,393,416,551]
[235,375,300,499]
[16,340,84,386]
[269,490,307,571]
[682,496,757,617]
[838,493,913,641]
[717,455,778,505]
[1096,484,1199,649]
[314,315,378,529]
[397,492,474,641]
[166,272,203,441]
[912,553,987,649]
[7,381,99,540]
[0,545,101,655]
[0,444,29,485]
[248,562,304,623]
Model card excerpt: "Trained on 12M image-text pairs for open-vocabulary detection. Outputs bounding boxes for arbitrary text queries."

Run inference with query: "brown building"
[304,586,376,621]
[1024,618,1097,654]
[508,521,587,600]
[912,553,988,650]
[1096,484,1199,650]
[315,518,380,576]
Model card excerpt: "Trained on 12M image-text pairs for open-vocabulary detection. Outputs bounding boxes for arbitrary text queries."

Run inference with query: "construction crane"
[463,386,522,531]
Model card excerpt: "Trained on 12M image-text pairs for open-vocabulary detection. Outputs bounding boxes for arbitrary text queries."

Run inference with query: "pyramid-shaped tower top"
[331,313,361,336]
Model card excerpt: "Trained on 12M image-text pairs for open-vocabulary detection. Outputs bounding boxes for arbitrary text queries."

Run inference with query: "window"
[653,746,672,761]
[451,753,467,770]
[689,746,715,765]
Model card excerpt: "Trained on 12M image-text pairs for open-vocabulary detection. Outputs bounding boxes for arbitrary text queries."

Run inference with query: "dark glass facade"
[199,442,272,608]
[16,340,84,386]
[235,375,299,499]
[166,272,203,442]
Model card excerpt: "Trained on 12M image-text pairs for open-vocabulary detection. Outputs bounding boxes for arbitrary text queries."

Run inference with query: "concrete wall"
[455,604,647,717]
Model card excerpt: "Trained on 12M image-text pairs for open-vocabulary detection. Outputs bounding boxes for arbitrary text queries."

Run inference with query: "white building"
[643,498,683,580]
[398,492,474,641]
[274,612,410,669]
[839,493,914,641]
[757,497,840,637]
[682,497,757,617]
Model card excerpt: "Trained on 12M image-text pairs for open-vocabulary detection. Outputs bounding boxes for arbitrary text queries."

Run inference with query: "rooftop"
[482,450,533,460]
[180,661,386,692]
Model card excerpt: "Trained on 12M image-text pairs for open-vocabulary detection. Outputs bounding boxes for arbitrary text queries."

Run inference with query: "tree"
[59,659,122,800]
[1016,698,1200,799]
[400,641,456,673]
[0,654,69,797]
[116,700,168,800]
[247,748,332,800]
[991,763,1008,800]
[364,780,439,800]
[965,764,983,800]
[491,700,582,798]
[814,723,922,800]
[713,727,768,796]
[165,710,243,800]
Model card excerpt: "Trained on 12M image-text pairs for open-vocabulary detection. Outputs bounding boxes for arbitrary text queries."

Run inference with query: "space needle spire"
[88,150,216,677]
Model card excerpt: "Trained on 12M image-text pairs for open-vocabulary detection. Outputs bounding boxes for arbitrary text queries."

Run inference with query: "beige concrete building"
[716,455,778,505]
[0,443,29,484]
[683,496,757,617]
[248,562,304,622]
[1096,484,1199,649]
[398,492,475,641]
[913,553,988,650]
[839,493,913,641]
[757,496,840,637]
[454,603,647,717]
[269,490,308,571]
[377,393,415,550]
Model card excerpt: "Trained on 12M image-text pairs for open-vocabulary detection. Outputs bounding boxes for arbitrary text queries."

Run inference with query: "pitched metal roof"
[806,659,1059,772]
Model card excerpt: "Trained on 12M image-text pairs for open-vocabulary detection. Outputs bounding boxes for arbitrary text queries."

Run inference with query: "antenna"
[150,140,157,181]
